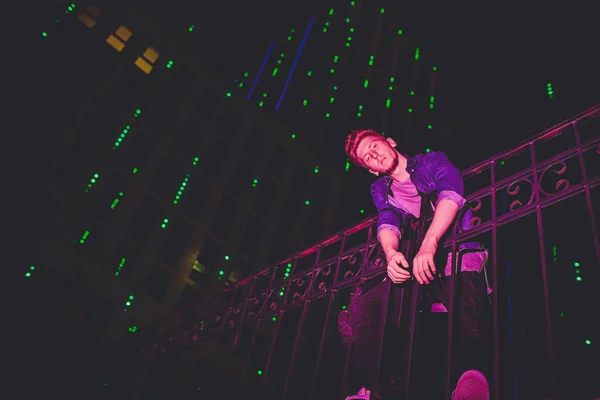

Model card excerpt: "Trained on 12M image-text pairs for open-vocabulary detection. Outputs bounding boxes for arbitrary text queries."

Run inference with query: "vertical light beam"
[276,16,315,111]
[247,43,275,100]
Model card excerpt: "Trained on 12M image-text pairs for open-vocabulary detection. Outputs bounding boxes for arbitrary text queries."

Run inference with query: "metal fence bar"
[309,291,335,398]
[531,143,559,398]
[373,279,392,395]
[574,122,600,265]
[443,240,459,400]
[283,301,310,397]
[490,161,501,400]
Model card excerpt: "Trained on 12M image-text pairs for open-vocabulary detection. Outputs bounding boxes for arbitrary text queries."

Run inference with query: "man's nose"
[371,152,378,159]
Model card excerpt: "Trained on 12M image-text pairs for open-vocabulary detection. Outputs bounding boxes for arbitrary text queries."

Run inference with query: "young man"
[343,129,491,399]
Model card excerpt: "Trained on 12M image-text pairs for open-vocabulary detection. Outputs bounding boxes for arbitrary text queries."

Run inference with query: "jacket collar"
[381,153,416,185]
[404,153,417,168]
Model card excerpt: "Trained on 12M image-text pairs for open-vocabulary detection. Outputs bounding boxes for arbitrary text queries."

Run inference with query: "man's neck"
[389,152,410,183]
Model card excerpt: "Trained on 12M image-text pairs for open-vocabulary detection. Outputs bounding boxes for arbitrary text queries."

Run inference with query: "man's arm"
[422,199,459,247]
[379,228,400,259]
[413,152,466,284]
[425,151,466,242]
[371,180,411,282]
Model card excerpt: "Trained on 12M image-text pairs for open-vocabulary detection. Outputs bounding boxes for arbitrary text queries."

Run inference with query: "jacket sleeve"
[425,151,467,209]
[370,181,405,241]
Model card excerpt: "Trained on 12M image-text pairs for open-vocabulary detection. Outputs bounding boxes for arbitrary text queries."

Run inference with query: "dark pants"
[348,271,490,396]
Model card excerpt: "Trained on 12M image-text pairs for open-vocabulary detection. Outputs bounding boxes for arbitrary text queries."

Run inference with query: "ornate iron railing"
[143,104,600,400]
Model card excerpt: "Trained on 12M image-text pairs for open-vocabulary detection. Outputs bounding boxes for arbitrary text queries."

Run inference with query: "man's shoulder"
[416,151,452,168]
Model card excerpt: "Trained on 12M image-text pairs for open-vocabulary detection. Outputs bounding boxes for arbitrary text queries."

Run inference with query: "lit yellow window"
[106,25,132,52]
[135,46,160,74]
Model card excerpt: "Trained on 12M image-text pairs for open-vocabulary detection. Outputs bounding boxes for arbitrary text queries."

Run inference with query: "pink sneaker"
[345,387,371,400]
[452,370,489,400]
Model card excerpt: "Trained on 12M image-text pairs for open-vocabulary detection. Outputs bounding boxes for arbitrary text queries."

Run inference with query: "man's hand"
[413,238,438,284]
[386,251,411,283]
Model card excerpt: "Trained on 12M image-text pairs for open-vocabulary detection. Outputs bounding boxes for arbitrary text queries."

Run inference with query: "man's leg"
[347,280,390,397]
[440,270,491,384]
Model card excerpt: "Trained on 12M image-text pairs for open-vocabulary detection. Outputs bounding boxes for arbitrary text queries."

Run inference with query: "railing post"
[490,160,500,400]
[573,121,600,264]
[283,300,309,396]
[530,143,558,398]
[401,218,421,399]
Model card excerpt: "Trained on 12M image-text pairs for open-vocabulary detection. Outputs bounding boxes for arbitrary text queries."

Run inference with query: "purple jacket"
[370,151,480,250]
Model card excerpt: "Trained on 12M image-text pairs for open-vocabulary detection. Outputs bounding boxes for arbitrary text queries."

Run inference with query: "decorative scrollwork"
[312,264,335,295]
[505,177,535,212]
[470,216,482,227]
[454,197,485,235]
[290,274,311,302]
[366,243,386,271]
[347,251,361,266]
[338,248,367,282]
[244,292,267,321]
[539,161,571,197]
[467,198,483,228]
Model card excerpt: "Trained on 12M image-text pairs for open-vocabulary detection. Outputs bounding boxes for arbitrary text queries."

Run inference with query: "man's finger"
[424,257,435,281]
[398,254,409,269]
[413,257,423,284]
[388,262,410,283]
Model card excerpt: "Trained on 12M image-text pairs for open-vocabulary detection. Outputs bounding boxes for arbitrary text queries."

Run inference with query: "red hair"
[344,129,382,166]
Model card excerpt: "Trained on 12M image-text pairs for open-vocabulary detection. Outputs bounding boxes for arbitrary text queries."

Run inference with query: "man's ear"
[369,170,379,177]
[386,137,397,148]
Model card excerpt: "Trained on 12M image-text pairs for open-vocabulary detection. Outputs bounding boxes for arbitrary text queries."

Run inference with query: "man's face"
[355,136,399,176]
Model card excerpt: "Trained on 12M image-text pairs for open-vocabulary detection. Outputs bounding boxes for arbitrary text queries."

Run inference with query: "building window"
[277,192,301,235]
[243,125,268,158]
[194,87,218,123]
[142,97,175,137]
[52,143,91,191]
[291,165,310,193]
[218,108,243,137]
[198,139,226,172]
[158,216,194,268]
[254,175,278,216]
[267,146,289,183]
[109,242,138,278]
[106,25,132,52]
[179,284,204,308]
[150,154,186,200]
[302,212,323,248]
[173,119,204,160]
[77,6,100,28]
[179,176,208,220]
[238,213,264,260]
[267,234,291,265]
[90,172,130,222]
[125,195,163,245]
[117,135,155,173]
[196,236,223,273]
[145,264,172,303]
[169,64,193,98]
[209,194,240,240]
[231,161,254,200]
[135,46,160,75]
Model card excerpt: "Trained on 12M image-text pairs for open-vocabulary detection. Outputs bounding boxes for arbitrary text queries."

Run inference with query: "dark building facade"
[26,0,441,396]
[228,1,439,166]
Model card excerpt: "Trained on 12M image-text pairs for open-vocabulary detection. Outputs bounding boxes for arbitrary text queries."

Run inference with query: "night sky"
[200,0,599,167]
